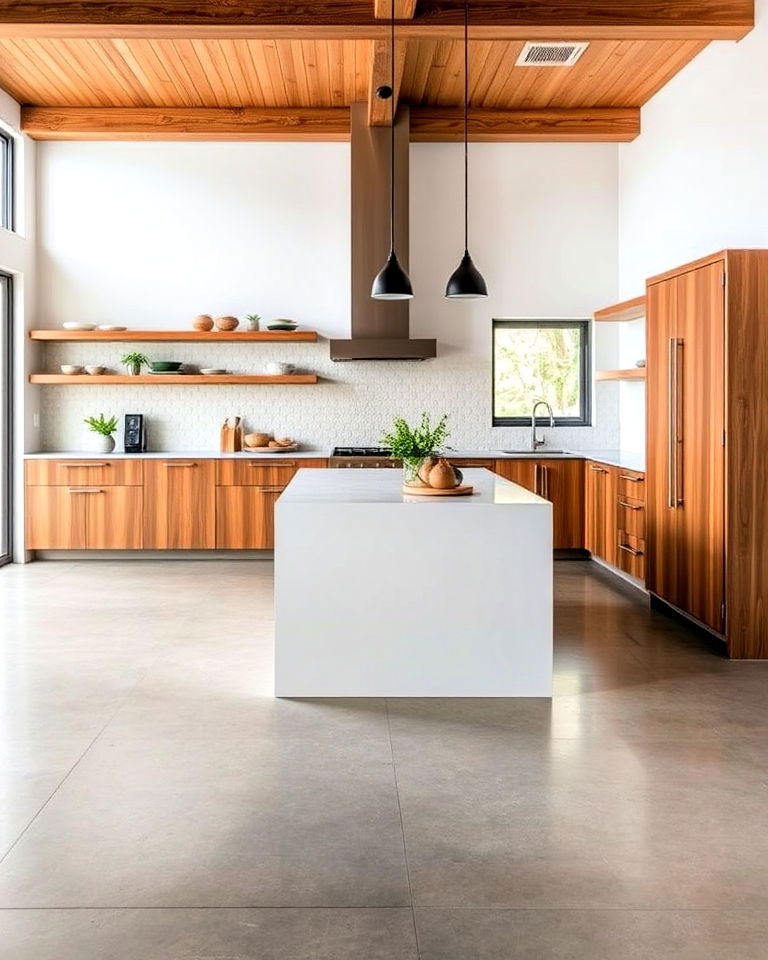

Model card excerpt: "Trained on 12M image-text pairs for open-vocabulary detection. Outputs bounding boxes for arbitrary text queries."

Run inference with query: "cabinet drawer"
[26,486,88,548]
[618,470,645,500]
[617,498,645,539]
[26,459,143,486]
[217,458,326,486]
[617,531,646,580]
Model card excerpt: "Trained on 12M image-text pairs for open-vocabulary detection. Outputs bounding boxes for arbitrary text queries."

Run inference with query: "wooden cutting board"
[402,484,474,497]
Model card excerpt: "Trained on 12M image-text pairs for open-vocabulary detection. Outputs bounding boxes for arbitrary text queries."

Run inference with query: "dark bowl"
[149,361,183,372]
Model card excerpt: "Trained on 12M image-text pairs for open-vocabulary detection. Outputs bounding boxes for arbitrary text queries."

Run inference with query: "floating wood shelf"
[29,329,318,342]
[593,296,646,323]
[29,374,319,385]
[596,368,646,381]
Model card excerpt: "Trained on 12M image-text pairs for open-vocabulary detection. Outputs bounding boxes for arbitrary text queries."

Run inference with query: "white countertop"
[24,449,330,460]
[24,448,646,471]
[279,467,548,505]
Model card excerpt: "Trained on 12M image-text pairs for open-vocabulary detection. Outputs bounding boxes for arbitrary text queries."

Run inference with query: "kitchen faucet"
[531,400,555,451]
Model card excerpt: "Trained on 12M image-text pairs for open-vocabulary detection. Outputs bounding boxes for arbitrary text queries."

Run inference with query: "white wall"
[619,0,768,294]
[36,139,621,452]
[0,88,37,560]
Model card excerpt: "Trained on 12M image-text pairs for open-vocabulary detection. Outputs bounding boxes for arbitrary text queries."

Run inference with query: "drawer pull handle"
[249,461,295,467]
[618,500,643,511]
[67,487,103,494]
[589,465,607,473]
[619,543,644,557]
[620,474,644,483]
[164,462,197,467]
[261,486,285,493]
[62,462,109,468]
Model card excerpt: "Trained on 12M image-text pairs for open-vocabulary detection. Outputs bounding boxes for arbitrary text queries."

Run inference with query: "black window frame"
[0,271,12,567]
[0,129,14,232]
[492,318,592,428]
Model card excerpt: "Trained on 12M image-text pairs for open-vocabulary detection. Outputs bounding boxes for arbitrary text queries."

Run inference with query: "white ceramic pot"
[90,434,116,453]
[265,361,294,375]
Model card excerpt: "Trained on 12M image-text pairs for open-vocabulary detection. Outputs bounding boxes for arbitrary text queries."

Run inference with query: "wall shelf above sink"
[29,374,319,385]
[29,329,319,343]
[595,368,646,381]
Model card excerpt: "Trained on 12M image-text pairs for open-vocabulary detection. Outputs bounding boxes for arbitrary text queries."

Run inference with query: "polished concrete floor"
[1,559,767,959]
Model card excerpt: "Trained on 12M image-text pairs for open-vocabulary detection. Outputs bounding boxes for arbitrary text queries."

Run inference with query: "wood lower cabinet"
[143,459,216,549]
[25,484,143,549]
[216,486,282,549]
[26,485,88,548]
[494,458,584,550]
[584,461,618,566]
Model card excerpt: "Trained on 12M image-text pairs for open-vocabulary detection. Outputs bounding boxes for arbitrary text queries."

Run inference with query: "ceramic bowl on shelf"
[60,365,84,375]
[200,368,227,376]
[265,362,295,376]
[97,325,127,331]
[215,316,239,331]
[149,361,183,372]
[267,319,298,331]
[84,365,106,376]
[62,322,96,331]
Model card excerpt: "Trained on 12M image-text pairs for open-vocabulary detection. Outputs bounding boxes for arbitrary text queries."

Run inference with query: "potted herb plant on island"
[382,412,450,487]
[121,352,149,376]
[84,413,119,453]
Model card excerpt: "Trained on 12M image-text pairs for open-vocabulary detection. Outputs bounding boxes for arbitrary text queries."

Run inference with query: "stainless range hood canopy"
[330,103,436,362]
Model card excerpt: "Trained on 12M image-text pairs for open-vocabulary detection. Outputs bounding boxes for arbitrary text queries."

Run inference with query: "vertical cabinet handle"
[534,464,550,499]
[668,337,684,508]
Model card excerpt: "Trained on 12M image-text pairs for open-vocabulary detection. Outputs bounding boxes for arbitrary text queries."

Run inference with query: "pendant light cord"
[463,0,469,253]
[390,0,396,254]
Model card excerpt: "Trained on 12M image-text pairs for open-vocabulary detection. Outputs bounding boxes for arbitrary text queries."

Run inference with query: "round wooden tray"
[402,484,474,497]
[243,445,299,454]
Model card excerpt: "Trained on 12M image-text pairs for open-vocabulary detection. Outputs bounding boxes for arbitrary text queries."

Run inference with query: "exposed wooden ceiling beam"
[374,1,418,17]
[411,106,640,142]
[21,106,352,141]
[21,105,640,143]
[0,1,753,40]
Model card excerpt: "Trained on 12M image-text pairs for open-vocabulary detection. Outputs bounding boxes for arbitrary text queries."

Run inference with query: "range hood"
[330,103,436,361]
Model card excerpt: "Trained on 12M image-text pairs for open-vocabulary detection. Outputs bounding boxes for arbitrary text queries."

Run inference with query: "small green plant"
[121,352,149,375]
[382,412,450,467]
[84,413,118,437]
[245,313,261,331]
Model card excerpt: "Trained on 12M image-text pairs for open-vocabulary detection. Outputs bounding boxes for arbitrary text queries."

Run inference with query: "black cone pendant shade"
[445,0,488,300]
[371,0,414,301]
[372,250,414,299]
[446,250,488,299]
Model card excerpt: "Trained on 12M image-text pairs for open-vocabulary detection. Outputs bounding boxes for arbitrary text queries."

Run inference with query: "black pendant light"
[445,0,488,300]
[371,0,414,300]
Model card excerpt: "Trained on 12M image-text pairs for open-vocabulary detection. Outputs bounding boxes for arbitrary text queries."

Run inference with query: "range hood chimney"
[330,102,436,361]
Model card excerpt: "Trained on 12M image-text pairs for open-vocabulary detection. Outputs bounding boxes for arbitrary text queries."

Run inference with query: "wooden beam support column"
[368,0,416,127]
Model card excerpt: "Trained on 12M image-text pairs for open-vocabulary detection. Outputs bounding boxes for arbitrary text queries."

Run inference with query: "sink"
[497,449,569,456]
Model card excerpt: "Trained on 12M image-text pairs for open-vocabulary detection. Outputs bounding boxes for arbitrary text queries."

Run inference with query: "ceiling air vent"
[516,41,589,67]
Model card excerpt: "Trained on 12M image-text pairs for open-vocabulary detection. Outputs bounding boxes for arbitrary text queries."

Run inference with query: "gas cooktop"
[331,447,393,457]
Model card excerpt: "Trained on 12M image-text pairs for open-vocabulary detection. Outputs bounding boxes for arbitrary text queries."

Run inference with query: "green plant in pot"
[245,313,261,331]
[84,413,118,454]
[121,352,149,376]
[382,412,449,486]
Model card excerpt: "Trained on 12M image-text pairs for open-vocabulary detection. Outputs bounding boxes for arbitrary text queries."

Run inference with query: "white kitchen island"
[274,468,553,697]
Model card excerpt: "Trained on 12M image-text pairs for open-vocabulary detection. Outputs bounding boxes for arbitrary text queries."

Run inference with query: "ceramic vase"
[91,433,115,453]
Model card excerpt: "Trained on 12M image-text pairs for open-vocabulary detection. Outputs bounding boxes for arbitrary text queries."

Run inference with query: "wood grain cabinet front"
[494,459,584,549]
[25,459,143,486]
[584,461,618,565]
[216,486,282,549]
[143,460,216,549]
[25,485,143,549]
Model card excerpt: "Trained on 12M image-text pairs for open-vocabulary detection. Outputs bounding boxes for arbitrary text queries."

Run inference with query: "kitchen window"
[492,319,591,427]
[0,129,14,231]
[0,272,12,565]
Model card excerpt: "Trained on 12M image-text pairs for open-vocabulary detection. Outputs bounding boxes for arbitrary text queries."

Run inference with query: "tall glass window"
[0,272,12,565]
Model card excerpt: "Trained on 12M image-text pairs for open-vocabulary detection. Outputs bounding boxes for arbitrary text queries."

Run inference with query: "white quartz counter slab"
[577,450,645,472]
[24,450,331,460]
[279,467,547,505]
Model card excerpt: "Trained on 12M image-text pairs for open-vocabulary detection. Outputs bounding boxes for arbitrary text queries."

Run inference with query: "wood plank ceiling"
[0,1,753,142]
